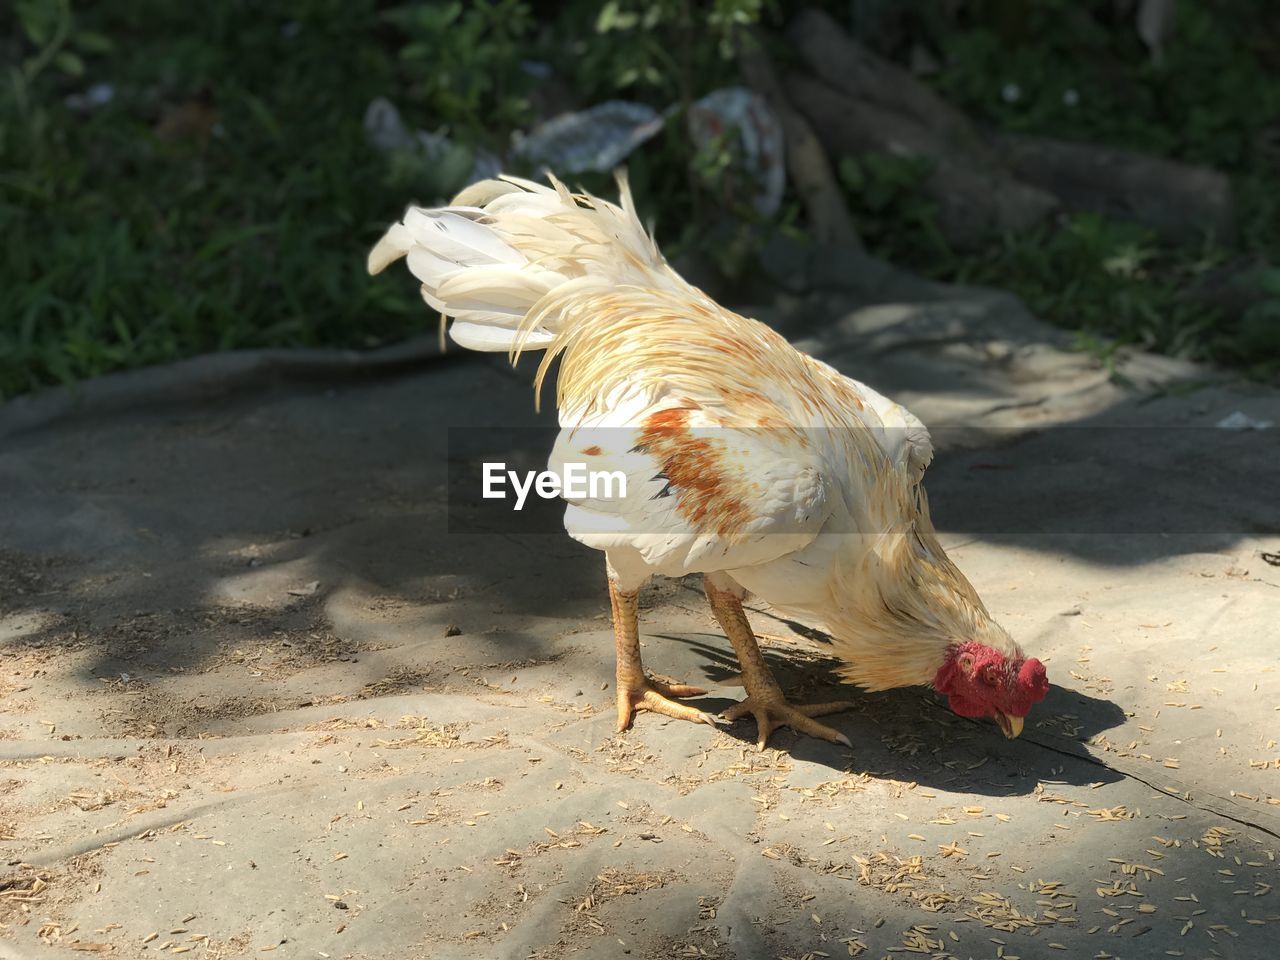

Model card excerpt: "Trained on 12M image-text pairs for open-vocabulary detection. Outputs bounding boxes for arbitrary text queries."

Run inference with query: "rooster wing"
[549,406,826,584]
[547,364,933,592]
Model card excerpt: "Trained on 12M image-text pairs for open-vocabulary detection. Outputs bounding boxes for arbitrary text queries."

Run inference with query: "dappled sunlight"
[0,608,58,647]
[2,227,1276,960]
[206,553,327,609]
[2,0,1277,954]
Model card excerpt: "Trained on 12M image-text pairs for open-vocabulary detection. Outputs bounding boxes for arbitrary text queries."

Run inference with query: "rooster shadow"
[652,629,1129,797]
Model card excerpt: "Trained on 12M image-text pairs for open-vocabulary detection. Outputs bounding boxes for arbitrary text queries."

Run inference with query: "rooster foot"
[721,695,853,751]
[616,676,719,733]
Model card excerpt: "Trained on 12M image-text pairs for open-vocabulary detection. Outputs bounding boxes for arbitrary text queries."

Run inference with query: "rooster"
[369,174,1049,749]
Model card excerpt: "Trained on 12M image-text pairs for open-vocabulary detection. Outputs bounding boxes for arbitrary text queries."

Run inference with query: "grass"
[0,1,427,400]
[910,0,1280,375]
[1,0,1278,400]
[834,151,1278,374]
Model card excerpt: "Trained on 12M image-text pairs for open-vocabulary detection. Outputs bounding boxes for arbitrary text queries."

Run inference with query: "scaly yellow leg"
[704,577,853,751]
[610,578,718,732]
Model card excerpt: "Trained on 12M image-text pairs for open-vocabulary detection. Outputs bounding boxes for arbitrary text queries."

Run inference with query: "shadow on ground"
[2,285,1278,960]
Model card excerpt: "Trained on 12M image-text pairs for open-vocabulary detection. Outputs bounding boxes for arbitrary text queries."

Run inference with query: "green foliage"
[577,0,767,96]
[1234,269,1280,376]
[837,0,1280,376]
[834,151,1277,374]
[388,0,533,147]
[11,0,111,86]
[0,0,781,399]
[926,1,1280,171]
[1,0,1277,399]
[836,154,951,265]
[0,1,430,399]
[951,215,1224,363]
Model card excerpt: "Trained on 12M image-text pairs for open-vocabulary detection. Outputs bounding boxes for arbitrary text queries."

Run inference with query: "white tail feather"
[367,173,674,354]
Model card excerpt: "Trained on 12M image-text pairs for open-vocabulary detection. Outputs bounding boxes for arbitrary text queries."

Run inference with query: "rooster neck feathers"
[820,480,1021,693]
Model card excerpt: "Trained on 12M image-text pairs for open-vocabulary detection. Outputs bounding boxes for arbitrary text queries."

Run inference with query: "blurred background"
[2,0,1278,402]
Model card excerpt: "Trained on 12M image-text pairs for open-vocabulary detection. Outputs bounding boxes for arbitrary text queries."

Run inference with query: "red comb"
[1018,658,1049,702]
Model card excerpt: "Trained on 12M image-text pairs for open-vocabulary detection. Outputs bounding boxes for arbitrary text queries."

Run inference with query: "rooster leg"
[610,579,718,733]
[704,577,853,751]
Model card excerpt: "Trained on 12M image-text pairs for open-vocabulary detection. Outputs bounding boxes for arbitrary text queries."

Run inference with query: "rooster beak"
[994,712,1024,739]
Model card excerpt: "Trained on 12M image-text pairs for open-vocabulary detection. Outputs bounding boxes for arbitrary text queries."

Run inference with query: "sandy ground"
[2,271,1279,959]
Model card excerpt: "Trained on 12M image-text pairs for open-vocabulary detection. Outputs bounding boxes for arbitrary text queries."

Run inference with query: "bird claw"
[616,675,716,732]
[721,695,854,750]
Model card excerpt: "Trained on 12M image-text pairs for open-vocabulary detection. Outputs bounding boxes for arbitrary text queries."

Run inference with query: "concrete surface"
[2,272,1278,959]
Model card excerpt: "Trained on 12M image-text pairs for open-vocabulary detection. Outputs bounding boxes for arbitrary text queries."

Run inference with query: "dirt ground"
[2,265,1279,959]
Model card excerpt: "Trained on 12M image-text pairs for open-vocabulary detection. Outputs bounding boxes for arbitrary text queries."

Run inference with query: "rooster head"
[933,640,1049,738]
